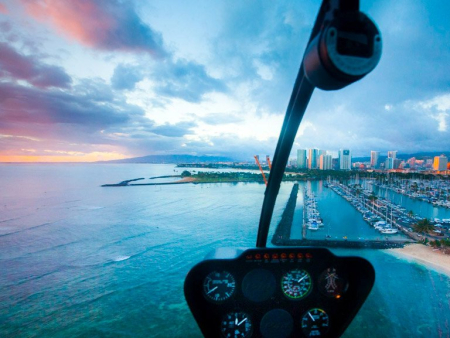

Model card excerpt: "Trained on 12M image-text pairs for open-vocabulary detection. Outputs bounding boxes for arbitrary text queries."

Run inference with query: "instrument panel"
[184,247,374,338]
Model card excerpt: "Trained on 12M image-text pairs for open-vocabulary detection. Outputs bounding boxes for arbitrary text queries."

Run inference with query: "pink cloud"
[0,42,72,88]
[0,3,8,14]
[21,0,166,56]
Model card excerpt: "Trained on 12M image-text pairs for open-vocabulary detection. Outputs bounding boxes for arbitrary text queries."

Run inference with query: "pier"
[327,182,419,242]
[271,183,409,249]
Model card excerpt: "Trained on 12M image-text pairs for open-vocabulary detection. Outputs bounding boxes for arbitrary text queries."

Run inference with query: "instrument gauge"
[221,311,253,338]
[203,271,235,302]
[318,267,348,298]
[281,269,312,300]
[301,308,329,336]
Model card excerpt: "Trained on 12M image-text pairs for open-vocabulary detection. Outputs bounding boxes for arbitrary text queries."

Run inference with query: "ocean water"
[0,164,449,338]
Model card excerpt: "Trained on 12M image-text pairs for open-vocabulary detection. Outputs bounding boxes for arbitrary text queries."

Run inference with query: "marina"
[303,187,324,233]
[273,182,410,248]
[327,181,450,243]
[368,178,450,209]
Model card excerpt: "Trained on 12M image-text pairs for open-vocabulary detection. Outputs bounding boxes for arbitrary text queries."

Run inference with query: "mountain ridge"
[101,154,237,164]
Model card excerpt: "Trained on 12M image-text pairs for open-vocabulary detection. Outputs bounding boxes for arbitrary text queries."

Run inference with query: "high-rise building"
[387,151,397,159]
[407,157,416,169]
[433,155,448,171]
[297,149,307,169]
[319,154,332,170]
[385,157,394,169]
[339,149,351,170]
[308,149,319,169]
[370,151,380,168]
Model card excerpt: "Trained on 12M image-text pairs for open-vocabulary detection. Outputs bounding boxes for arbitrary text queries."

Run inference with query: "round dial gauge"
[221,311,253,338]
[301,308,329,337]
[203,271,236,302]
[281,269,312,299]
[318,267,348,298]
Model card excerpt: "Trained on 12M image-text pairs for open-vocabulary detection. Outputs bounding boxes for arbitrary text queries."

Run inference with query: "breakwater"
[272,183,299,244]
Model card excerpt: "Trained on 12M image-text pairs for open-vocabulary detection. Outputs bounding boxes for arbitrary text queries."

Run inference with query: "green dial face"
[203,271,236,302]
[221,311,252,338]
[301,308,329,337]
[281,269,312,299]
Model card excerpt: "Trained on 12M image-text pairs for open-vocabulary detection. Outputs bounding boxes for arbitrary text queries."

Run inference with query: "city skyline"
[0,1,449,162]
[286,147,449,172]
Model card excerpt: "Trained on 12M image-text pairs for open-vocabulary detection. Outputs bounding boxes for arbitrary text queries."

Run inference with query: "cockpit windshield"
[1,1,449,337]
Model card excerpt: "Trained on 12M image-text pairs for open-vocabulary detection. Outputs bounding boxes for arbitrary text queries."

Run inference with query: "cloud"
[151,59,227,102]
[111,64,143,90]
[0,3,8,14]
[200,114,244,126]
[0,42,72,88]
[0,77,205,159]
[415,94,450,132]
[0,80,144,142]
[21,0,166,56]
[151,121,196,137]
[2,0,450,161]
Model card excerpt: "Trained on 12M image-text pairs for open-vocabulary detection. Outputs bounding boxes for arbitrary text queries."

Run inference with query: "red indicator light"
[255,254,262,260]
[272,253,279,259]
[306,253,313,259]
[289,253,295,259]
[297,253,304,259]
[246,255,253,260]
[264,253,270,260]
[281,253,287,259]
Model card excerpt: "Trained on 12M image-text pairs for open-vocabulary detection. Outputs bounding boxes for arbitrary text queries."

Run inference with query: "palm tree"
[368,193,377,204]
[430,240,441,248]
[413,218,435,234]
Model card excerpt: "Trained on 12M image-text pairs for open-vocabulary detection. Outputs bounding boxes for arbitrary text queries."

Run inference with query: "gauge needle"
[237,318,247,326]
[207,286,218,294]
[298,275,307,283]
[308,312,315,322]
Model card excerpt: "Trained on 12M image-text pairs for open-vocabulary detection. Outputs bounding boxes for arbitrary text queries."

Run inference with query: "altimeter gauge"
[301,308,329,336]
[281,269,312,299]
[221,311,253,338]
[203,271,236,302]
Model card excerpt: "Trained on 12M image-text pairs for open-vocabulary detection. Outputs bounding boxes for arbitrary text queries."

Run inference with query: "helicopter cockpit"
[184,1,382,337]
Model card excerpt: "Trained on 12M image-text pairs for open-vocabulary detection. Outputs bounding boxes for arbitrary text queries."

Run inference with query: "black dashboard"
[184,247,374,338]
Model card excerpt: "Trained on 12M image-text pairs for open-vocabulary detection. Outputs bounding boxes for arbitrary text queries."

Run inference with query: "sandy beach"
[175,177,196,183]
[386,244,450,277]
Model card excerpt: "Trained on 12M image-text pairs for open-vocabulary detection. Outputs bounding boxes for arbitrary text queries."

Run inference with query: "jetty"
[327,182,419,242]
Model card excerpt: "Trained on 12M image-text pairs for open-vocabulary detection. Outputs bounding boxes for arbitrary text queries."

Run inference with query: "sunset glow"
[0,0,449,162]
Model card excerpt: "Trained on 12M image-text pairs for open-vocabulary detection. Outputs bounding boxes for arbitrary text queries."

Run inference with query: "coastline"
[385,243,450,277]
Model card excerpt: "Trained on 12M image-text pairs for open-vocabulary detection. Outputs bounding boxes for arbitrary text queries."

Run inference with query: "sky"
[0,0,449,162]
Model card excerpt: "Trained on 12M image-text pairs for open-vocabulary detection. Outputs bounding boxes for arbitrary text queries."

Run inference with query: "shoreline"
[385,243,450,277]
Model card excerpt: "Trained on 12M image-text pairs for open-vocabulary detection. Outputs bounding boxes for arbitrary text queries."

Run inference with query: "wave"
[0,221,55,237]
[112,255,131,262]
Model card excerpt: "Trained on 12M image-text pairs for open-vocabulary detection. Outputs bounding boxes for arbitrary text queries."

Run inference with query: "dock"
[271,183,410,249]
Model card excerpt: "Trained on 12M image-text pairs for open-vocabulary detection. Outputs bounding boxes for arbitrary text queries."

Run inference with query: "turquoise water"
[290,181,405,241]
[0,164,449,337]
[372,185,450,220]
